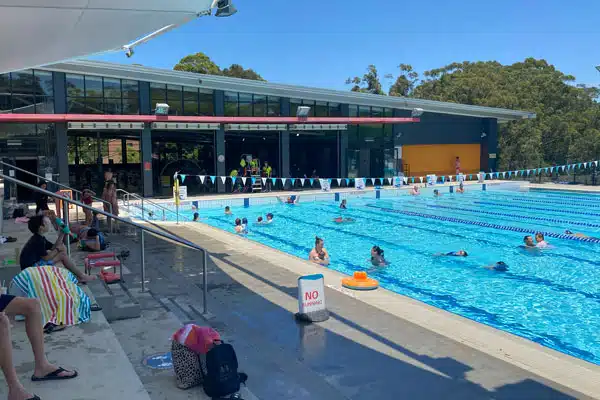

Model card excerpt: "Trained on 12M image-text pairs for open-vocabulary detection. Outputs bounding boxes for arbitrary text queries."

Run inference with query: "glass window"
[328,102,341,117]
[11,93,35,113]
[253,95,266,117]
[167,85,182,115]
[0,74,10,111]
[11,71,35,95]
[384,108,393,117]
[150,83,167,110]
[371,107,383,118]
[122,80,139,115]
[183,87,199,116]
[85,97,104,114]
[238,92,253,117]
[67,98,86,114]
[266,96,280,116]
[346,149,360,178]
[199,89,214,116]
[224,91,238,117]
[315,101,328,117]
[289,99,301,117]
[66,74,84,97]
[103,78,121,98]
[34,71,53,97]
[104,98,122,115]
[359,106,370,117]
[348,105,358,117]
[85,76,103,98]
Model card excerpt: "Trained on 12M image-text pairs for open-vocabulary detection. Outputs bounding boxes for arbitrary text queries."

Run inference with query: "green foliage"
[173,53,265,81]
[346,65,384,95]
[348,58,600,169]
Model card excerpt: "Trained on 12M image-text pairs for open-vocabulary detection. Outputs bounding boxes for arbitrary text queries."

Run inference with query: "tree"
[346,65,385,95]
[173,53,266,81]
[388,64,419,97]
[173,52,221,75]
[222,64,265,81]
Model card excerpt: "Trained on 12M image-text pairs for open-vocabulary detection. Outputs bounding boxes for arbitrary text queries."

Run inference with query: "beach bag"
[171,324,221,390]
[202,341,247,398]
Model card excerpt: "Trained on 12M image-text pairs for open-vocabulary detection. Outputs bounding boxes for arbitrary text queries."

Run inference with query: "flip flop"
[91,304,102,312]
[27,396,41,400]
[31,367,78,382]
[43,323,66,334]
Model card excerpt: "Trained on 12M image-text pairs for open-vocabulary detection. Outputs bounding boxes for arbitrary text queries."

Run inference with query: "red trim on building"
[0,114,419,125]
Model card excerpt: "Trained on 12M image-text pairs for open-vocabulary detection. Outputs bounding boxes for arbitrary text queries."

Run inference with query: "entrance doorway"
[15,158,38,202]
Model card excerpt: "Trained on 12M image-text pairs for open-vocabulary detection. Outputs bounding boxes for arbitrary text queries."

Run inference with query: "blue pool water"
[145,187,600,364]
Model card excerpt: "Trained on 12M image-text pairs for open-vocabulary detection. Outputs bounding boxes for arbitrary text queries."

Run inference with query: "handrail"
[116,188,191,223]
[0,160,114,231]
[0,172,209,313]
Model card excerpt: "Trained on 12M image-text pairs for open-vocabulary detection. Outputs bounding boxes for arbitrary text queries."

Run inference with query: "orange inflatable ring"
[342,271,379,291]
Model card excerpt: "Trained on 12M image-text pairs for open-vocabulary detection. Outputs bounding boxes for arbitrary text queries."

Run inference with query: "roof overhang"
[0,0,216,74]
[41,60,537,122]
[0,114,420,125]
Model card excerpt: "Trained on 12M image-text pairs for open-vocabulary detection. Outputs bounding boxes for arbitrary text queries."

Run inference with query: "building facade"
[0,60,534,200]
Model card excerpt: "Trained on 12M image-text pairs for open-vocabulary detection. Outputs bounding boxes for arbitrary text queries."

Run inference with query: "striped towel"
[12,266,91,326]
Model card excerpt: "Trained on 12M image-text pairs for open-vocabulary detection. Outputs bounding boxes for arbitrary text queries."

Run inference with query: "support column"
[53,72,69,185]
[214,90,226,193]
[483,118,498,172]
[279,98,290,178]
[339,104,350,177]
[121,138,127,165]
[141,126,153,196]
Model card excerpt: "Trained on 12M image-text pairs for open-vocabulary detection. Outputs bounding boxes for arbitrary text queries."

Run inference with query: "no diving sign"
[295,274,329,323]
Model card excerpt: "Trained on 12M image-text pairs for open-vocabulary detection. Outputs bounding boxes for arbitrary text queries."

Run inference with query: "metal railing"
[0,161,114,231]
[0,173,209,313]
[116,189,190,223]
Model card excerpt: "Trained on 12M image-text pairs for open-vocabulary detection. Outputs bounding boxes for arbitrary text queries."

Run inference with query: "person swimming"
[535,232,549,248]
[234,218,244,233]
[266,213,274,223]
[410,185,420,196]
[225,206,232,215]
[193,212,199,222]
[456,182,465,193]
[257,216,264,223]
[340,199,347,209]
[309,236,329,266]
[444,250,468,257]
[484,261,508,272]
[333,217,355,224]
[241,218,248,233]
[564,229,596,239]
[433,189,441,197]
[370,245,388,267]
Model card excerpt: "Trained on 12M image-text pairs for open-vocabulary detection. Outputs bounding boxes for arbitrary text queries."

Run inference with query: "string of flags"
[175,160,600,187]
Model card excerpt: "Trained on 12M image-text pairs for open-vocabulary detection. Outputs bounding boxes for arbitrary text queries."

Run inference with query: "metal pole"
[140,229,146,292]
[108,203,113,233]
[75,192,80,223]
[203,249,208,315]
[176,202,179,225]
[141,197,144,220]
[62,199,70,257]
[0,195,3,235]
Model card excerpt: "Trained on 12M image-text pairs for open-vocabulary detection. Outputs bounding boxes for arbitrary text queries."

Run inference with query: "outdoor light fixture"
[155,103,170,116]
[411,108,424,117]
[481,132,487,138]
[213,0,238,17]
[297,106,311,118]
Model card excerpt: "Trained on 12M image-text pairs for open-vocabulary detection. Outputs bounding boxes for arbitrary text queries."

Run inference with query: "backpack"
[202,341,247,399]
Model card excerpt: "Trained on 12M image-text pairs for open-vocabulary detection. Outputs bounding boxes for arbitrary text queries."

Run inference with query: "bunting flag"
[291,178,296,186]
[388,177,393,185]
[180,174,187,183]
[345,178,350,185]
[550,167,554,173]
[328,179,332,185]
[299,178,304,186]
[209,176,215,184]
[251,177,256,185]
[441,176,446,183]
[501,172,506,178]
[337,178,342,186]
[363,178,368,185]
[241,177,247,185]
[402,177,408,184]
[578,163,582,168]
[419,176,424,183]
[561,166,565,172]
[271,177,277,185]
[595,161,599,167]
[220,176,226,184]
[309,178,314,185]
[261,177,267,185]
[199,175,206,184]
[469,174,472,180]
[281,178,287,186]
[508,171,512,177]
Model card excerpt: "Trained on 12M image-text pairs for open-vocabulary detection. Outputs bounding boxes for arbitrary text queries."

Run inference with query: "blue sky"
[95,0,600,91]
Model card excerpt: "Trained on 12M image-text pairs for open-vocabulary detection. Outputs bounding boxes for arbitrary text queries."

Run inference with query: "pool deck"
[145,219,599,399]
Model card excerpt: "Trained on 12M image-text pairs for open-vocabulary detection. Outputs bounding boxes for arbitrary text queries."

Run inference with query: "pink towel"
[15,217,30,223]
[172,324,220,354]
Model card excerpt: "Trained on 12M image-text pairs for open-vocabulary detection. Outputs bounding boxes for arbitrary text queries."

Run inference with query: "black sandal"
[31,367,78,381]
[43,323,66,334]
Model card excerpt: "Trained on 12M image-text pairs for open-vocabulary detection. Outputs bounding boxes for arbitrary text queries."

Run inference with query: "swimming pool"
[138,186,600,365]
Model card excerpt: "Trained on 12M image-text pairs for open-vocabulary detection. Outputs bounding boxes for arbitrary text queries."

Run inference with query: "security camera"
[214,0,237,17]
[124,47,134,58]
[411,108,424,117]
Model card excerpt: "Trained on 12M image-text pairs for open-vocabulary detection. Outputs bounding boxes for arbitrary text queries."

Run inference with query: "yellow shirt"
[240,159,246,168]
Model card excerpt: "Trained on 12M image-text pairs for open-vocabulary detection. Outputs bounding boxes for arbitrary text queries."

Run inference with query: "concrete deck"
[124,220,598,399]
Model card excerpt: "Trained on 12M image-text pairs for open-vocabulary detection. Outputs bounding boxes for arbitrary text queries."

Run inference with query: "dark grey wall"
[394,110,486,146]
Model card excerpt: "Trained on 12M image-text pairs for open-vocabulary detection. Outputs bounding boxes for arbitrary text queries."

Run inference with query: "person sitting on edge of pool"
[309,236,329,266]
[483,261,508,272]
[370,245,389,267]
[340,199,347,209]
[333,216,355,224]
[410,185,420,196]
[433,189,441,197]
[193,212,199,222]
[225,206,232,215]
[535,232,550,248]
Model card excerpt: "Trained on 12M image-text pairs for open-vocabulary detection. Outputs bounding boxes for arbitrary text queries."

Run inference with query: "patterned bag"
[171,340,203,389]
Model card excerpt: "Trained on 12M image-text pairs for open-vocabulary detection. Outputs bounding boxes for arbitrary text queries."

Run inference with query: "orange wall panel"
[402,144,480,176]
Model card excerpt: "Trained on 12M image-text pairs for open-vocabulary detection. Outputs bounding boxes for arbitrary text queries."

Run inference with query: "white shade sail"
[0,0,216,73]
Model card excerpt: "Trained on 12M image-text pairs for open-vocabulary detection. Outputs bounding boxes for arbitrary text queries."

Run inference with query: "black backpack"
[203,341,248,399]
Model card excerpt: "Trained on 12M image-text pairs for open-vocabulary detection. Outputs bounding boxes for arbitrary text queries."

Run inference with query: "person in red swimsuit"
[81,188,96,225]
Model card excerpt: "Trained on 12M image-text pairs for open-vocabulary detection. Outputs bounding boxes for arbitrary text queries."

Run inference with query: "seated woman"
[10,264,92,331]
[309,236,330,266]
[370,246,388,267]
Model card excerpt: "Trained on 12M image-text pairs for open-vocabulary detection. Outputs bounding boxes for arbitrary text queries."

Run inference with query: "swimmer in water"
[234,218,244,233]
[370,246,388,267]
[456,182,465,193]
[435,250,468,257]
[433,189,441,197]
[410,185,420,196]
[309,236,330,266]
[564,230,597,239]
[278,195,299,204]
[241,218,248,233]
[340,199,347,209]
[225,206,232,215]
[266,213,274,223]
[523,235,535,248]
[484,261,508,272]
[333,217,355,224]
[257,216,264,224]
[193,212,199,222]
[535,232,550,248]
